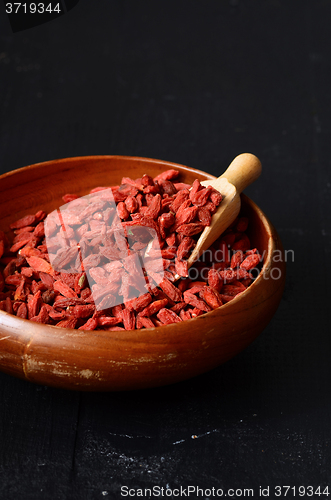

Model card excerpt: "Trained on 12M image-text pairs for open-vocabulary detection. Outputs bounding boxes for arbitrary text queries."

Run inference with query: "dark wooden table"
[0,1,330,499]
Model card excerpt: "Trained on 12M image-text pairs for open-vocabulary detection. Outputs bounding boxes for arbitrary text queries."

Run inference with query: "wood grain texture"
[0,156,285,391]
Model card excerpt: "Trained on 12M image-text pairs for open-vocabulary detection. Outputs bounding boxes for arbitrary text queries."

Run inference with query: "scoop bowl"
[0,156,286,391]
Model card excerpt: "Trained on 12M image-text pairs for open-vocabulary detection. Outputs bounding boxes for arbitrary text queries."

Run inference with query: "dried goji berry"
[16,302,28,319]
[30,304,50,324]
[140,298,168,317]
[176,223,205,236]
[78,317,98,330]
[183,290,211,312]
[53,280,78,299]
[230,250,244,268]
[122,308,136,330]
[175,258,188,278]
[26,256,55,276]
[240,253,261,270]
[157,179,177,196]
[232,234,251,252]
[10,214,36,230]
[157,308,182,324]
[199,286,223,309]
[154,169,179,181]
[190,186,213,207]
[56,317,78,329]
[177,237,195,260]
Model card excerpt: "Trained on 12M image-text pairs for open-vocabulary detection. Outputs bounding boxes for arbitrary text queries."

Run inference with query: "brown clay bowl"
[0,156,286,391]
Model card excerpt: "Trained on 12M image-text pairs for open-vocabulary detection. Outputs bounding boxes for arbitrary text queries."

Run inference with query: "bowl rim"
[0,154,216,184]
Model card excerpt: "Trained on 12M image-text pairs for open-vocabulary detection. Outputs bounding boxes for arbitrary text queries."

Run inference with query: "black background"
[0,1,330,499]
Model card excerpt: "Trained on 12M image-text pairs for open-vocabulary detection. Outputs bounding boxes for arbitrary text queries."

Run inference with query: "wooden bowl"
[0,156,286,391]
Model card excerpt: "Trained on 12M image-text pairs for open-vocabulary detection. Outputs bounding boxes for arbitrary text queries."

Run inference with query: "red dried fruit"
[14,277,26,301]
[125,293,152,312]
[122,308,135,330]
[219,294,235,303]
[170,189,190,213]
[144,193,161,219]
[125,195,138,214]
[27,290,42,319]
[183,290,211,312]
[180,309,191,321]
[30,304,50,324]
[104,326,126,331]
[218,268,237,283]
[187,283,206,294]
[4,297,13,314]
[236,217,249,232]
[175,258,188,278]
[42,289,56,304]
[157,308,182,324]
[190,186,213,207]
[141,174,154,187]
[137,316,155,329]
[222,284,245,296]
[53,297,85,309]
[207,269,222,292]
[56,317,78,329]
[140,298,168,317]
[175,206,198,227]
[12,231,34,245]
[53,280,78,299]
[199,286,223,309]
[232,233,251,252]
[78,317,98,330]
[177,237,195,260]
[239,278,252,287]
[10,235,36,253]
[156,277,182,302]
[197,207,212,226]
[26,256,55,276]
[62,194,79,203]
[161,246,177,259]
[240,253,261,270]
[209,188,222,206]
[117,202,130,220]
[154,169,179,181]
[190,307,204,318]
[122,177,144,190]
[170,301,186,314]
[95,316,119,326]
[158,179,177,196]
[14,226,35,235]
[39,272,55,288]
[33,222,45,238]
[159,212,175,229]
[230,250,244,268]
[176,223,205,236]
[16,302,28,319]
[10,214,36,230]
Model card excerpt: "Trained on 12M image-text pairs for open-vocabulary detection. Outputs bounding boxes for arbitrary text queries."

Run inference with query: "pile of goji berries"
[0,169,261,330]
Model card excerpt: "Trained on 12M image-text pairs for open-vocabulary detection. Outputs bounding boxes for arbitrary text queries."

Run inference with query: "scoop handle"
[220,153,262,193]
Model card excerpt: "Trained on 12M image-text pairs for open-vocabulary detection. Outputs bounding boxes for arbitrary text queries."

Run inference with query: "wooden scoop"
[186,153,262,267]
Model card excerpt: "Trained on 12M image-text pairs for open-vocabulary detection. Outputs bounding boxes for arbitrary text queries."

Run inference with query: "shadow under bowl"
[0,156,286,391]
